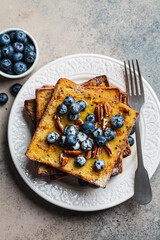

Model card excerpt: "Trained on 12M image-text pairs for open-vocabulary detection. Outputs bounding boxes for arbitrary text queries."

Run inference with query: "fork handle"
[135,117,144,169]
[134,116,152,204]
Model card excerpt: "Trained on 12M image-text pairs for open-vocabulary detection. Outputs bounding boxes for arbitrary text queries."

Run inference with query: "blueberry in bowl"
[0,28,39,79]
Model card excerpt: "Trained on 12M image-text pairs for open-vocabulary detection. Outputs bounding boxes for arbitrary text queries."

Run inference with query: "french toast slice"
[26,78,138,188]
[24,77,131,178]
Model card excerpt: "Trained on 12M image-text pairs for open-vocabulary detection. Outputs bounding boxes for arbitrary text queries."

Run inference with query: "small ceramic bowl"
[0,28,39,79]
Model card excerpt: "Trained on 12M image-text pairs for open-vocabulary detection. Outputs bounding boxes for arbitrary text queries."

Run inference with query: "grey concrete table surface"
[0,0,160,239]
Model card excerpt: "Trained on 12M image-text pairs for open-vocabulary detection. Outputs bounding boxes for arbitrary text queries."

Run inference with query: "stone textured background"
[0,0,160,239]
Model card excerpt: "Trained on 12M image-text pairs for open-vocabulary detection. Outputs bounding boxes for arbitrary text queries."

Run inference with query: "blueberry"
[2,45,14,59]
[86,114,96,122]
[23,37,28,46]
[104,128,116,141]
[77,131,88,143]
[94,159,105,171]
[15,30,26,43]
[0,49,2,60]
[77,100,87,111]
[95,135,107,146]
[72,141,80,150]
[82,121,95,135]
[78,178,88,186]
[75,156,86,167]
[0,34,11,46]
[93,128,103,138]
[130,124,135,135]
[128,136,134,146]
[24,51,36,63]
[70,102,81,114]
[64,125,78,135]
[24,44,35,54]
[6,68,15,75]
[111,114,124,128]
[10,32,16,42]
[12,52,23,62]
[47,132,59,144]
[68,112,79,121]
[1,59,12,71]
[11,83,22,95]
[57,104,68,115]
[81,138,93,151]
[0,93,8,104]
[64,96,75,107]
[14,61,27,74]
[66,134,77,147]
[58,135,66,146]
[12,42,24,52]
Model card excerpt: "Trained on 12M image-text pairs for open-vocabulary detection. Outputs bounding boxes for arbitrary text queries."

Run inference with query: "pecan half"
[53,115,64,133]
[104,102,112,116]
[74,119,84,129]
[86,150,92,159]
[64,150,82,157]
[101,118,108,131]
[59,153,69,167]
[95,105,103,124]
[104,143,113,156]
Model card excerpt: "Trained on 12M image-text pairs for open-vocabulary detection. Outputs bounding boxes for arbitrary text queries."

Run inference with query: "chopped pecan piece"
[86,150,92,159]
[104,102,112,116]
[53,115,64,133]
[91,145,98,159]
[64,150,82,157]
[104,143,113,156]
[101,118,108,131]
[59,153,69,167]
[74,119,84,129]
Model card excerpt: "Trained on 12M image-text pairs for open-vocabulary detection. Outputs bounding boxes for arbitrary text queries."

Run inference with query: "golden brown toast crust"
[81,75,111,87]
[36,88,54,126]
[26,78,139,188]
[24,99,36,122]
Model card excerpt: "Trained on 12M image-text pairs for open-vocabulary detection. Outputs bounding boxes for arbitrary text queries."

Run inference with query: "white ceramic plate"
[8,54,160,211]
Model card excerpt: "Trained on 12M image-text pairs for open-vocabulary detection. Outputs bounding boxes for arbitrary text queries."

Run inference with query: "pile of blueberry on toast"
[25,76,138,188]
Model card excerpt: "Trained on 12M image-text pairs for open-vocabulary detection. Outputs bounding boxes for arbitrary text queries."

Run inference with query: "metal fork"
[124,60,152,205]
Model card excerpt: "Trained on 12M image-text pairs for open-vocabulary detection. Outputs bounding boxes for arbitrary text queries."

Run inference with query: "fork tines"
[124,60,144,96]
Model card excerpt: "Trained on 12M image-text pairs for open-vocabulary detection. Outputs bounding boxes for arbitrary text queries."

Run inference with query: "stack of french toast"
[25,76,138,188]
